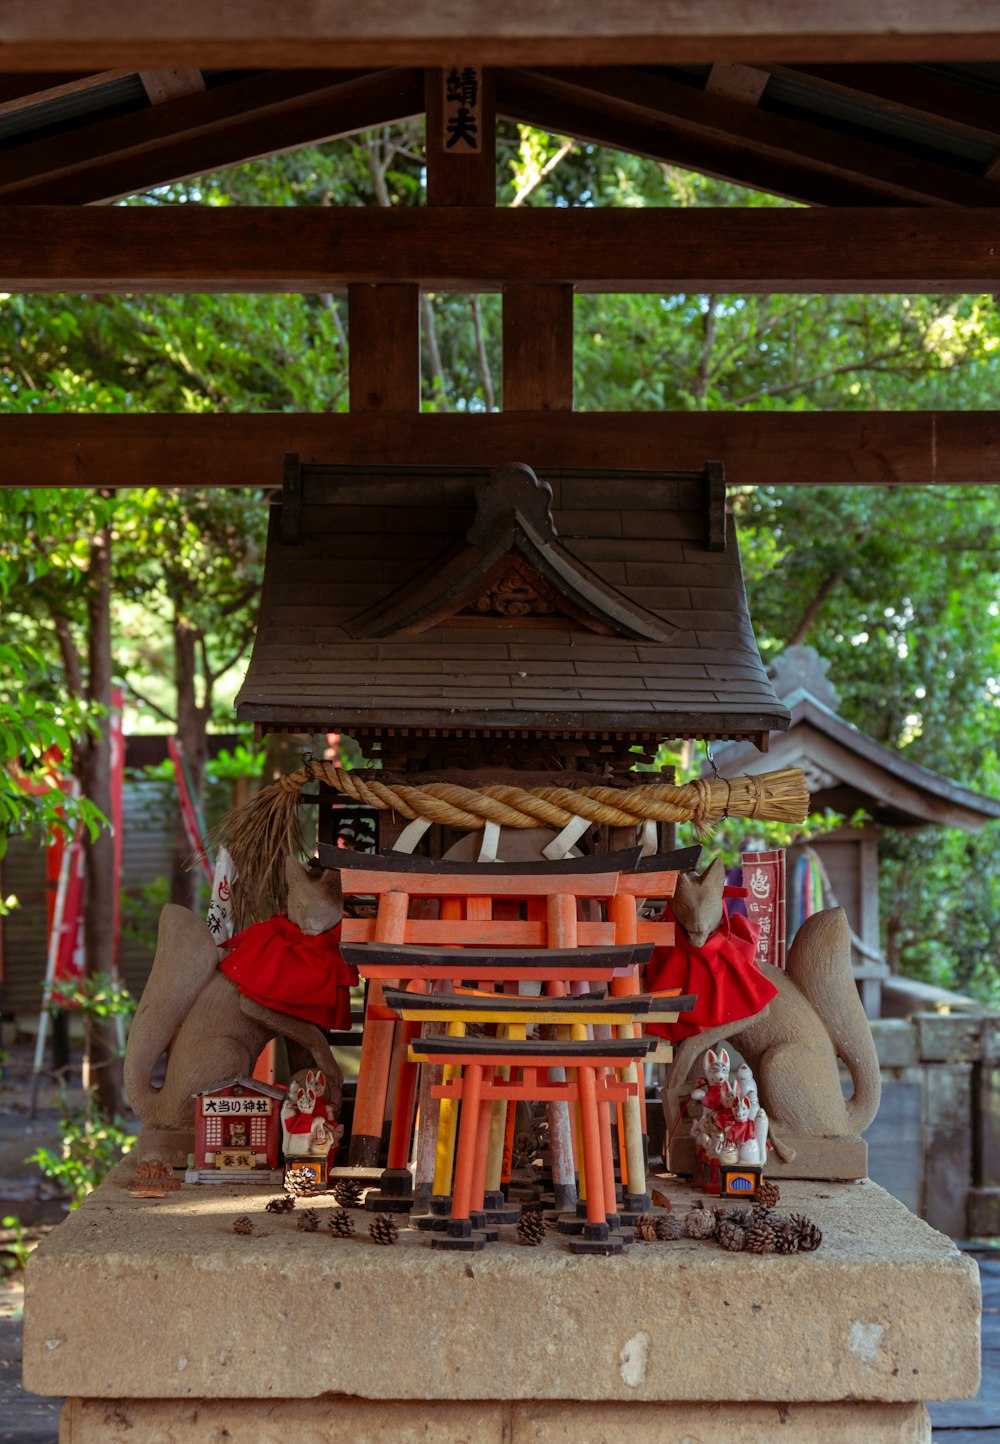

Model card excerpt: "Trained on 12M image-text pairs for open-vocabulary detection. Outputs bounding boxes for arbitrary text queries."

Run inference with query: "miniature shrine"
[6,8,990,1442]
[187,1075,285,1183]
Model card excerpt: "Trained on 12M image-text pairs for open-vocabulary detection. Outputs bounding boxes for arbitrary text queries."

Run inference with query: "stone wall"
[866,1013,1000,1238]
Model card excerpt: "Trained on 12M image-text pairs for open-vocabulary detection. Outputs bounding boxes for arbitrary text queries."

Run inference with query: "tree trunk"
[79,517,126,1119]
[170,616,210,910]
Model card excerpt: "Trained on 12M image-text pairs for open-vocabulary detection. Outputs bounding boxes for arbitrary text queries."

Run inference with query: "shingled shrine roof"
[236,459,789,752]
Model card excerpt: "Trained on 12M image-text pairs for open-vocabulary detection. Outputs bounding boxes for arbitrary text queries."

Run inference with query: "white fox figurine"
[690,1047,731,1153]
[714,1079,768,1167]
[280,1069,343,1159]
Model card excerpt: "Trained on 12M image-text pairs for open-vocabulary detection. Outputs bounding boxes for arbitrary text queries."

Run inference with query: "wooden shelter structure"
[711,647,1000,1015]
[5,8,996,1441]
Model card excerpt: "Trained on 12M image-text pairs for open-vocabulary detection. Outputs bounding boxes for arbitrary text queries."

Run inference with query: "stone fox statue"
[125,858,347,1165]
[664,860,880,1164]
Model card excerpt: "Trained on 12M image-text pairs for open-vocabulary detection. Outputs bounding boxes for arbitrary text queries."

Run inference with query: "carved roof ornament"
[769,645,842,713]
[345,463,673,642]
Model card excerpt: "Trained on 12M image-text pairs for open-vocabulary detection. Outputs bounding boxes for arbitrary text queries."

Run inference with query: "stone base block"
[59,1397,933,1443]
[25,1161,980,1413]
[667,1131,868,1181]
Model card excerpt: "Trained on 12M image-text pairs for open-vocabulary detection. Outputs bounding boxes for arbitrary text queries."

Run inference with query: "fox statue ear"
[706,1048,718,1067]
[719,1048,730,1067]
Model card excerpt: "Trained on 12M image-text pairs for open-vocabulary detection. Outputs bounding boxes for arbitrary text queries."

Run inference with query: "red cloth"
[283,1101,328,1135]
[646,903,777,1043]
[722,1116,757,1146]
[219,915,357,1030]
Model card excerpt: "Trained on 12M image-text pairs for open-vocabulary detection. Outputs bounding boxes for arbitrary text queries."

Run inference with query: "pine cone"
[655,1214,685,1241]
[790,1213,823,1252]
[744,1218,777,1254]
[369,1213,400,1246]
[634,1214,659,1242]
[717,1206,752,1229]
[265,1195,295,1214]
[773,1218,800,1255]
[758,1178,781,1209]
[285,1167,323,1197]
[717,1219,747,1252]
[297,1208,320,1232]
[232,1214,254,1235]
[327,1208,356,1238]
[516,1210,546,1246]
[683,1204,717,1240]
[333,1178,365,1209]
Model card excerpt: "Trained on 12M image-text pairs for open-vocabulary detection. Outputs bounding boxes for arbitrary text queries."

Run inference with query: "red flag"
[741,849,786,971]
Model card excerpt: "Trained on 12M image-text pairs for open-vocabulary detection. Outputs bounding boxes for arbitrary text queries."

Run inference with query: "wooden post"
[349,889,408,1166]
[425,67,495,208]
[348,283,420,412]
[546,892,579,1210]
[502,284,574,410]
[608,892,649,1202]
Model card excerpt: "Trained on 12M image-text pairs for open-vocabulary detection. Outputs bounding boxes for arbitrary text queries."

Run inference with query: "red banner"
[167,735,213,885]
[741,849,786,971]
[47,806,85,990]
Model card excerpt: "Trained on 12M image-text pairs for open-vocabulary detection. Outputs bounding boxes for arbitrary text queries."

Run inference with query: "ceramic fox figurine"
[280,1069,343,1159]
[690,1047,731,1152]
[715,1081,768,1166]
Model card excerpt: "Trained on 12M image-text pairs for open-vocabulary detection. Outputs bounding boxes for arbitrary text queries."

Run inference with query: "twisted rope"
[216,762,810,925]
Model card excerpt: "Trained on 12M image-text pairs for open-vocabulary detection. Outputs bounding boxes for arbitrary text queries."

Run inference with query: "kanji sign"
[201,1097,272,1116]
[442,66,482,152]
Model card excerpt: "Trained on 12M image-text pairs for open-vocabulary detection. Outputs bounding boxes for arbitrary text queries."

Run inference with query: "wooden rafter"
[770,63,1000,145]
[0,69,134,117]
[0,69,424,205]
[497,68,1000,207]
[1,205,998,291]
[3,3,1000,69]
[0,412,996,489]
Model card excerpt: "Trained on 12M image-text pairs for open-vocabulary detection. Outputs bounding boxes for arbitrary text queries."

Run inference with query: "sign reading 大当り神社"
[201,1097,273,1116]
[443,66,482,152]
[742,849,786,970]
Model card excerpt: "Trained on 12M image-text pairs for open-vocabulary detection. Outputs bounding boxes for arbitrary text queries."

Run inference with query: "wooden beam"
[138,68,205,105]
[503,284,574,409]
[705,64,769,106]
[4,4,1000,68]
[0,69,424,204]
[425,66,496,207]
[0,69,134,118]
[0,412,996,488]
[500,67,1000,207]
[496,68,891,208]
[2,205,999,293]
[348,284,421,411]
[769,64,1000,145]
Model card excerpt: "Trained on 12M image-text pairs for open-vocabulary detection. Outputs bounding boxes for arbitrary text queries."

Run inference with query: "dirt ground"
[1,1035,93,1444]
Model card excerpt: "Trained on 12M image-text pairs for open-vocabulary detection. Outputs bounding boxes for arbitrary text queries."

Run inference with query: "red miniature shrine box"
[187,1074,285,1184]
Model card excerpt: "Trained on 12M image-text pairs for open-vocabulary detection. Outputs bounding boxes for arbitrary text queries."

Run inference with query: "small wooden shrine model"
[186,1075,285,1184]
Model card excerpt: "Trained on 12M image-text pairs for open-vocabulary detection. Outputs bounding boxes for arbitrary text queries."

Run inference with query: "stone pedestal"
[25,1160,980,1444]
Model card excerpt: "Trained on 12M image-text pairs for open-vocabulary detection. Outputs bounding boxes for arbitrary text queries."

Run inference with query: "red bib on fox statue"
[219,915,357,1030]
[646,902,777,1044]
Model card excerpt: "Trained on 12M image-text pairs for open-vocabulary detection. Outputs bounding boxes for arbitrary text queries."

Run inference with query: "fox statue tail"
[123,904,219,1125]
[783,906,880,1133]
